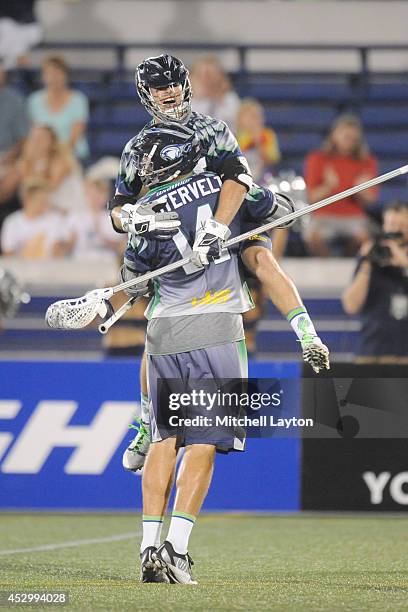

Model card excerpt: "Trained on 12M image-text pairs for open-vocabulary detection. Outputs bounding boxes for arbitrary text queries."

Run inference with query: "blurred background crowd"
[1,48,393,263]
[0,0,407,363]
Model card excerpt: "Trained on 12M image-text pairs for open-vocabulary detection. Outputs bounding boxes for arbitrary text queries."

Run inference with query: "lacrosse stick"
[46,163,408,331]
[98,296,139,334]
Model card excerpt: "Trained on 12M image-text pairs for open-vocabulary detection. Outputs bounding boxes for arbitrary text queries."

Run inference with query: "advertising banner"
[0,360,301,511]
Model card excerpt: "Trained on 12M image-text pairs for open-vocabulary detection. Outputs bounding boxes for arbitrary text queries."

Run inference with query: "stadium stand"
[8,44,408,206]
[2,42,407,359]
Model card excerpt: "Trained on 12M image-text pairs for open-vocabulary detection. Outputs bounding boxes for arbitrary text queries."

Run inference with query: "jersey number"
[172,204,231,275]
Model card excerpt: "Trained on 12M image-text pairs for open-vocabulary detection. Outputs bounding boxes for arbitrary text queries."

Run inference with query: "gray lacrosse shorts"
[147,340,248,453]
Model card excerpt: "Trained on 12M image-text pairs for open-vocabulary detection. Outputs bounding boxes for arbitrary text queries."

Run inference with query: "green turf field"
[1,513,407,611]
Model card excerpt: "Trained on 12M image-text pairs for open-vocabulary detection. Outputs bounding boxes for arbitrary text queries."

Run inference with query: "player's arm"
[109,139,179,239]
[243,183,296,228]
[214,123,253,225]
[108,138,145,233]
[109,190,145,233]
[110,192,180,240]
[119,262,152,300]
[120,236,158,300]
[193,121,252,265]
[213,165,250,226]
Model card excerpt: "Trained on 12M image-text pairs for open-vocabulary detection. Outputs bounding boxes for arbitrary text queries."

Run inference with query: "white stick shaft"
[109,163,408,294]
[98,297,138,334]
[227,163,408,246]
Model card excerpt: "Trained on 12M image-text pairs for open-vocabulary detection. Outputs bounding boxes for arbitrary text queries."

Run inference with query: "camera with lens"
[365,231,404,266]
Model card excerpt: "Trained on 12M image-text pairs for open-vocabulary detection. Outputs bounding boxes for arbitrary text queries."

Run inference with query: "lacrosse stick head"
[46,290,114,330]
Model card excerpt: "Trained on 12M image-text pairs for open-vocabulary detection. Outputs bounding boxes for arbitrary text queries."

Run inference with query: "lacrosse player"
[109,54,329,474]
[107,54,255,465]
[120,123,329,583]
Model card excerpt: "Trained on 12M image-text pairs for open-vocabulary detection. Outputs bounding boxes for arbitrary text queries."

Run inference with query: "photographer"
[342,202,408,363]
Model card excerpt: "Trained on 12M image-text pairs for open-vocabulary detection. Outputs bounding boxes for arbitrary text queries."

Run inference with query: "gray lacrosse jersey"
[124,172,275,354]
[125,172,257,319]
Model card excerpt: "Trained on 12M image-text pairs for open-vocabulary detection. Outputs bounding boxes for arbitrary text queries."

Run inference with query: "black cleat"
[140,546,169,583]
[153,541,197,585]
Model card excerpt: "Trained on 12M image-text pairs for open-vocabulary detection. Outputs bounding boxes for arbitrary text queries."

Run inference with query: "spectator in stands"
[190,55,240,129]
[304,114,378,257]
[0,0,42,69]
[0,179,71,259]
[18,125,86,214]
[69,177,125,259]
[236,98,280,183]
[0,59,29,227]
[27,55,89,159]
[342,202,408,363]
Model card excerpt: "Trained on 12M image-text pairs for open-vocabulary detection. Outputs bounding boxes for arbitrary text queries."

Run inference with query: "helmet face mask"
[136,54,192,124]
[131,124,202,188]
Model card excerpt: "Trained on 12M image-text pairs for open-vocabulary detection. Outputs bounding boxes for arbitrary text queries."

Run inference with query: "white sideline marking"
[0,531,140,556]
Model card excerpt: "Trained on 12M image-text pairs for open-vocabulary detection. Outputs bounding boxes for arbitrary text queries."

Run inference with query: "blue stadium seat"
[264,106,336,130]
[276,156,305,175]
[361,104,408,128]
[110,103,150,126]
[108,80,137,100]
[277,132,322,155]
[89,105,109,127]
[366,132,408,155]
[378,183,408,203]
[367,83,408,101]
[71,81,106,101]
[245,82,352,102]
[93,129,134,155]
[379,159,408,176]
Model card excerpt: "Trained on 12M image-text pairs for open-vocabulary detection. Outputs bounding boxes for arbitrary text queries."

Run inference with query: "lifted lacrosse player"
[109,53,252,251]
[123,123,329,584]
[108,53,258,468]
[105,53,328,472]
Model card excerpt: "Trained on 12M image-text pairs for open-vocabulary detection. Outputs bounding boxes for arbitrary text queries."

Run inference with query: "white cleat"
[154,541,198,585]
[122,418,151,472]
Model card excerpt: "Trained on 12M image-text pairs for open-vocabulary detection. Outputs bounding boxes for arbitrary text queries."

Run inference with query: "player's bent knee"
[254,248,280,276]
[242,245,267,274]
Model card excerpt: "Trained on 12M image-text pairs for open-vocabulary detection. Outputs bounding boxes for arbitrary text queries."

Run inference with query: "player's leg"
[242,242,329,372]
[139,352,182,582]
[172,444,216,516]
[153,443,215,585]
[242,243,302,315]
[140,437,177,583]
[155,342,247,584]
[122,351,151,471]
